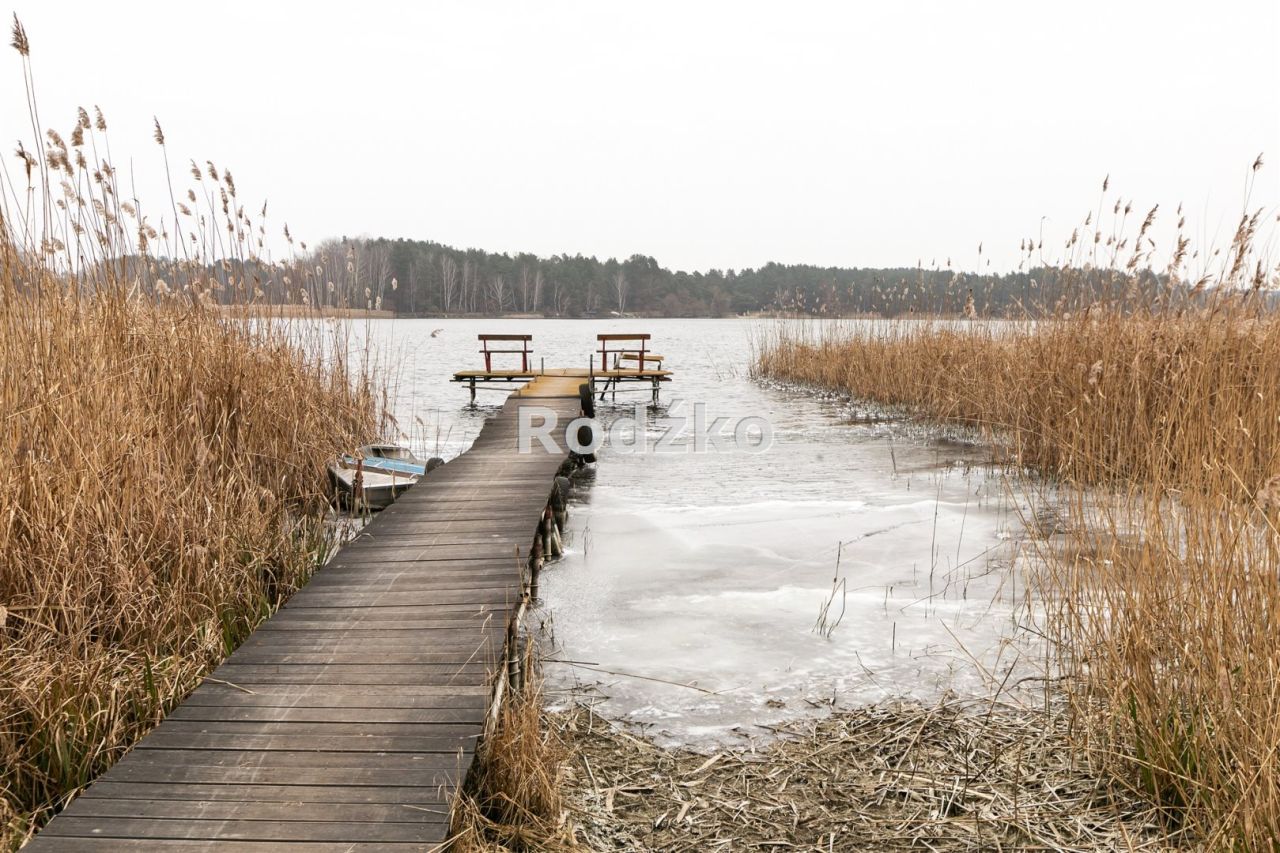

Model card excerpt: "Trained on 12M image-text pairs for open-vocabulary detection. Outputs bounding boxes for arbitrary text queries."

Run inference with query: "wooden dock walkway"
[452,366,672,405]
[27,378,585,851]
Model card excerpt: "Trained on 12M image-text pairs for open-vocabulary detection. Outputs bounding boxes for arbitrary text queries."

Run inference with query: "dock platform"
[452,366,672,404]
[26,376,585,851]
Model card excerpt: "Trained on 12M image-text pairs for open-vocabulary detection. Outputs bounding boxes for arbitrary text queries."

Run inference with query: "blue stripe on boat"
[341,455,426,476]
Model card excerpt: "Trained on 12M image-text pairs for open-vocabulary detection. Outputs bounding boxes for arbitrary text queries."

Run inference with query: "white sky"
[4,1,1278,273]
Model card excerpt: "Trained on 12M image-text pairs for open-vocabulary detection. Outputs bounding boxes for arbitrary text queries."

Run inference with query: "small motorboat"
[328,444,440,511]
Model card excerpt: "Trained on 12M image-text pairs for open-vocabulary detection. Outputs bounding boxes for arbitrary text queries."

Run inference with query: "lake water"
[358,318,1043,743]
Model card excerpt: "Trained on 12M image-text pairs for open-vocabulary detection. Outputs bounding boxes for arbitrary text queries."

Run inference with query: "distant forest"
[161,236,1176,319]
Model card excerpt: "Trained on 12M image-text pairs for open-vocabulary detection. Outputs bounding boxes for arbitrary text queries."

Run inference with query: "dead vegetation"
[551,698,1171,851]
[754,169,1280,847]
[450,657,1173,851]
[0,19,381,848]
[449,648,573,852]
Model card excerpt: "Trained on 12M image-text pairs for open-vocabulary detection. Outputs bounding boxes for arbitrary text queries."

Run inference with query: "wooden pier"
[454,333,672,405]
[27,376,587,851]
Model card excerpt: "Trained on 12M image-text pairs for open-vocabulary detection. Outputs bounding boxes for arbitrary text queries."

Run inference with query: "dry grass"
[754,175,1280,847]
[0,20,381,848]
[554,698,1172,851]
[756,310,1280,498]
[449,647,573,851]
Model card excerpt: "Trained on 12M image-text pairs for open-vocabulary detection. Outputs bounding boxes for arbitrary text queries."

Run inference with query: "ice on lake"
[362,317,1047,743]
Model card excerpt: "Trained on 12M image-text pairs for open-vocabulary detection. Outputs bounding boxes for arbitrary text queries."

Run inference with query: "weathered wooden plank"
[252,620,508,633]
[388,479,554,496]
[98,749,473,772]
[402,467,558,481]
[309,565,522,582]
[135,732,477,754]
[312,547,525,565]
[149,721,481,738]
[232,634,503,652]
[181,683,491,707]
[209,655,494,671]
[79,782,453,805]
[325,550,529,567]
[291,576,519,593]
[312,560,521,575]
[348,531,523,546]
[340,511,538,527]
[279,591,520,609]
[346,520,532,535]
[372,496,546,513]
[96,762,462,788]
[328,543,529,562]
[39,817,446,842]
[23,839,437,852]
[299,575,520,592]
[225,651,500,667]
[164,705,485,725]
[60,798,451,825]
[268,604,510,621]
[206,665,493,687]
[317,553,526,569]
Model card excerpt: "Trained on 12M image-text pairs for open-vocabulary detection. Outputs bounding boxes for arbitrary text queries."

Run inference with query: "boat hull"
[327,464,418,511]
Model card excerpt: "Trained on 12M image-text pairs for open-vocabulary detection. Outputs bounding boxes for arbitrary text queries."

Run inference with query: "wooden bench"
[479,334,533,372]
[619,352,663,367]
[597,333,650,372]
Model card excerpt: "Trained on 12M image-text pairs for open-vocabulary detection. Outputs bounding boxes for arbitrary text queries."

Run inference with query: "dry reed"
[0,20,380,848]
[554,698,1169,851]
[754,173,1280,847]
[449,645,572,851]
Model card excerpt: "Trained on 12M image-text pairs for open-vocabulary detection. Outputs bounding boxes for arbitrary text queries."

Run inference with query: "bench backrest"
[478,334,533,372]
[597,333,650,371]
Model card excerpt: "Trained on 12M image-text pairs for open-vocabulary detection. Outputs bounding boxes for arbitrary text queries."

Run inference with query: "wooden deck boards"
[27,387,582,851]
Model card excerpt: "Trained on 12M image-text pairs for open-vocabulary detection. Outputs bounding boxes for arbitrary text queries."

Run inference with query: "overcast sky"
[4,1,1277,273]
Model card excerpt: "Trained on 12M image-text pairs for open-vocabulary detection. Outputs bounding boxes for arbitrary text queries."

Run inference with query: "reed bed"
[0,20,380,847]
[754,187,1280,846]
[554,698,1168,851]
[756,309,1280,499]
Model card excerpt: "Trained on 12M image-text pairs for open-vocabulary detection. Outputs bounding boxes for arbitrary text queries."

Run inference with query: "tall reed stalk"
[0,19,381,847]
[755,172,1280,846]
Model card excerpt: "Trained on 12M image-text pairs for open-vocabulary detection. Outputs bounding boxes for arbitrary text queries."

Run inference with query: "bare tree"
[406,258,416,314]
[533,268,544,314]
[553,279,569,316]
[612,269,628,314]
[489,274,509,312]
[440,255,457,314]
[518,265,532,313]
[462,259,476,313]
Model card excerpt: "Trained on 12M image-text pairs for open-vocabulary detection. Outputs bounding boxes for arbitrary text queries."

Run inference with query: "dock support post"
[529,534,543,601]
[468,377,476,406]
[549,516,563,558]
[507,635,524,694]
[652,376,659,406]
